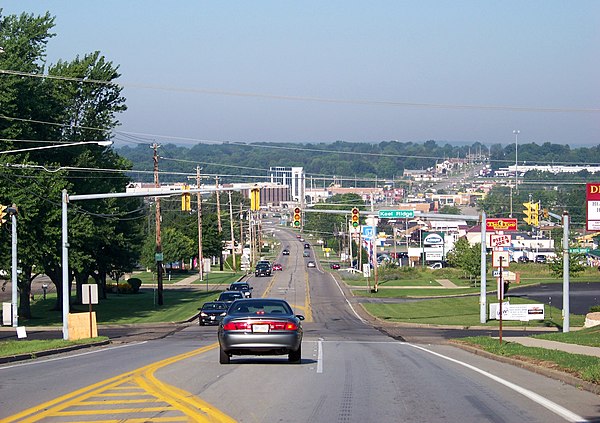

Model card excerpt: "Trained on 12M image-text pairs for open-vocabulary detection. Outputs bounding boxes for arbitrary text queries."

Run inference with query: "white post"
[562,212,570,332]
[11,212,17,327]
[62,190,70,340]
[480,211,487,324]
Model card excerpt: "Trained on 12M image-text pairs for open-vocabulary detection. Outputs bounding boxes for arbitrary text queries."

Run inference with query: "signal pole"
[196,166,204,282]
[153,144,163,305]
[216,176,223,270]
[228,191,236,271]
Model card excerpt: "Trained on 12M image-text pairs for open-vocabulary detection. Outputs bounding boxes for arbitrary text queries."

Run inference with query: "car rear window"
[203,303,226,310]
[229,301,292,315]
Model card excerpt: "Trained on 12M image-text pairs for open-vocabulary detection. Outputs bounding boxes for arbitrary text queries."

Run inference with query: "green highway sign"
[569,248,589,254]
[378,209,414,219]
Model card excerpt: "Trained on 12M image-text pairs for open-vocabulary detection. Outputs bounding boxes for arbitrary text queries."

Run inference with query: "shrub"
[127,278,142,294]
[590,305,600,313]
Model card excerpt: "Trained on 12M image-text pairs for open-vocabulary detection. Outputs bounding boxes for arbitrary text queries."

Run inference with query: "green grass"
[362,295,585,328]
[0,338,108,358]
[534,325,600,347]
[21,289,222,326]
[455,336,600,384]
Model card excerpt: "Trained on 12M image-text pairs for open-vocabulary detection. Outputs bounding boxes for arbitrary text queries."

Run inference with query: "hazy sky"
[2,1,599,147]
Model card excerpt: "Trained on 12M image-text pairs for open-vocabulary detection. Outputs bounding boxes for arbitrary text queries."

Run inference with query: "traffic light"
[293,207,302,227]
[543,208,549,219]
[181,185,191,211]
[250,188,260,211]
[0,205,7,226]
[522,202,539,226]
[351,207,360,228]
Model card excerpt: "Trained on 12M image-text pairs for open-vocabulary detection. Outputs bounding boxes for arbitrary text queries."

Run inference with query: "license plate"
[252,324,269,333]
[210,316,215,320]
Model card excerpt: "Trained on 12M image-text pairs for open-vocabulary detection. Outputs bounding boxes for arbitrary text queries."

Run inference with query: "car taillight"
[266,321,298,331]
[223,321,251,330]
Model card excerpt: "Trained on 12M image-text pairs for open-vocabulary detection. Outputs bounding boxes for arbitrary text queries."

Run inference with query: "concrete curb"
[449,340,600,395]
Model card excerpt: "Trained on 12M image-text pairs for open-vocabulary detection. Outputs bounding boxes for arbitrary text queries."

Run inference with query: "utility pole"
[152,143,163,305]
[196,166,204,282]
[239,203,244,271]
[216,175,223,271]
[228,191,236,271]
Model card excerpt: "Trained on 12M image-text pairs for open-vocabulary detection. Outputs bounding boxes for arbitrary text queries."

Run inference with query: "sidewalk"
[500,336,600,357]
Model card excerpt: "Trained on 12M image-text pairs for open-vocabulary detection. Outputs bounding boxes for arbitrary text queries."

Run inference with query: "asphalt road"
[1,229,599,422]
[508,281,600,316]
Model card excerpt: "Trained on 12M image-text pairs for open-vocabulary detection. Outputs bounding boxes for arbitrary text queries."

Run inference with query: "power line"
[2,68,599,114]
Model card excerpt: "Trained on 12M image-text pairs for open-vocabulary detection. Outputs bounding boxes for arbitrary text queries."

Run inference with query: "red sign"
[586,183,600,231]
[486,218,517,232]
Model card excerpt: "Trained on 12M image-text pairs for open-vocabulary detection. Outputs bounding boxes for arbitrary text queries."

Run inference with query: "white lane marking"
[316,338,323,374]
[330,273,367,324]
[408,343,587,423]
[0,341,148,371]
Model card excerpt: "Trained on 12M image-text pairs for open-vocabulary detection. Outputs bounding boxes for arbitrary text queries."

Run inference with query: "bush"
[127,278,142,293]
[590,305,600,313]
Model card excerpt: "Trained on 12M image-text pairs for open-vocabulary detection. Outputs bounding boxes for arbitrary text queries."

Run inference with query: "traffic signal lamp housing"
[351,207,360,228]
[293,207,302,227]
[250,188,260,211]
[522,202,539,226]
[181,185,191,211]
[0,204,7,226]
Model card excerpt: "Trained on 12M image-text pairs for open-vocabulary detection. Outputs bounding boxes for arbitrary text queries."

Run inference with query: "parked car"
[218,298,304,364]
[217,291,244,303]
[229,282,253,298]
[307,261,316,268]
[198,301,228,326]
[282,249,290,256]
[428,262,444,270]
[517,256,530,263]
[272,263,283,271]
[330,263,341,270]
[535,255,547,264]
[255,262,272,277]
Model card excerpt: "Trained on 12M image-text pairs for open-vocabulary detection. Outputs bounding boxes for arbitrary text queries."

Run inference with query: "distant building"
[269,167,305,203]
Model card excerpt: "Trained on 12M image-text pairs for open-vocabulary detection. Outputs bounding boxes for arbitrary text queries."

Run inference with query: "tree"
[0,11,138,318]
[439,205,461,215]
[446,238,481,284]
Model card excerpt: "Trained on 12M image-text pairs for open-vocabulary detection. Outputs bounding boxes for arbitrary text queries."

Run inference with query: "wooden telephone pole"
[152,144,163,305]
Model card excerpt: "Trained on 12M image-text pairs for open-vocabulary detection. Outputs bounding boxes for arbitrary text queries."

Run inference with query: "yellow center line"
[304,271,313,322]
[261,273,277,298]
[3,343,236,423]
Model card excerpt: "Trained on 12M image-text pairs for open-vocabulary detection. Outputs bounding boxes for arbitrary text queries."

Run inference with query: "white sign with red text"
[490,234,511,248]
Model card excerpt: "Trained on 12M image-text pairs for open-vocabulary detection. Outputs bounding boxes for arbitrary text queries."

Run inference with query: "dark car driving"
[217,291,244,303]
[198,301,228,326]
[229,281,253,298]
[255,262,272,277]
[218,298,304,364]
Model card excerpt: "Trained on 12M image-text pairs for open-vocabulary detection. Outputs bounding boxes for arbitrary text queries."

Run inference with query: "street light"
[0,140,113,155]
[513,130,520,193]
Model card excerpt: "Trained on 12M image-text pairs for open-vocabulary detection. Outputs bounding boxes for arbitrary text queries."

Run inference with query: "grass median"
[454,331,600,385]
[0,338,109,359]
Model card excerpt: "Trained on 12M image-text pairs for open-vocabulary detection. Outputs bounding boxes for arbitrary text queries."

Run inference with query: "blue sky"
[2,1,599,147]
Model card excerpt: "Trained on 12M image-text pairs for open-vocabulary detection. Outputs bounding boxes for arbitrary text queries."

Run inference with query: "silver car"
[217,298,304,364]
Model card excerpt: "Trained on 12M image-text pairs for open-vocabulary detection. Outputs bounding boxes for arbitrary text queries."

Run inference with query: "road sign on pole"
[378,210,414,219]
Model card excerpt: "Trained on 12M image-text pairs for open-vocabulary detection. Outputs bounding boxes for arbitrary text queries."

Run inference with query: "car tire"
[219,347,230,364]
[288,345,301,364]
[199,320,204,326]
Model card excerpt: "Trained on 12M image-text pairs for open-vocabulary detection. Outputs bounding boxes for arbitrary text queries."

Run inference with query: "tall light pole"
[513,130,520,193]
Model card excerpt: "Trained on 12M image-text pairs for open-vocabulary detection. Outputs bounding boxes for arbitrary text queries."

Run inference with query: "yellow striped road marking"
[261,273,277,298]
[304,271,313,322]
[3,343,236,423]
